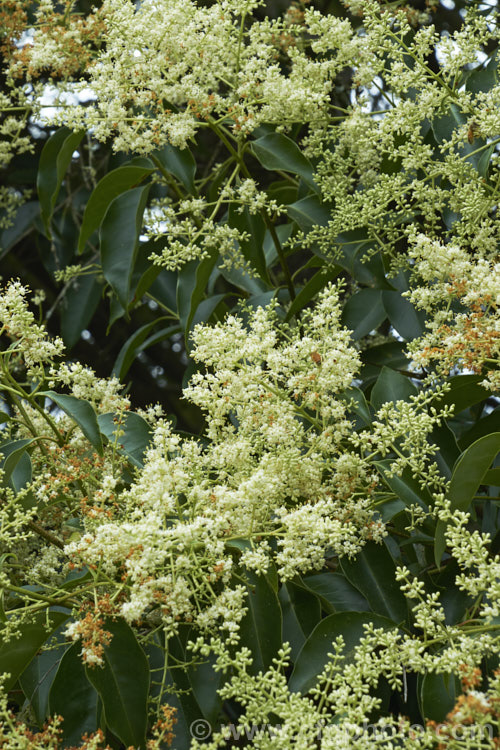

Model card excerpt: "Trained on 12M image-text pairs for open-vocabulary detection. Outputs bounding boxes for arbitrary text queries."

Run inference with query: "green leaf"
[50,641,100,748]
[340,542,407,624]
[37,127,84,236]
[370,367,418,412]
[376,461,434,511]
[85,618,149,749]
[20,625,67,727]
[251,133,317,190]
[340,386,372,427]
[287,195,331,231]
[0,438,36,486]
[78,164,154,254]
[153,144,196,192]
[466,50,499,94]
[228,204,269,282]
[188,655,223,725]
[435,433,500,565]
[301,573,369,614]
[0,201,40,258]
[459,409,500,450]
[41,391,102,454]
[437,374,489,415]
[98,412,152,468]
[288,611,395,695]
[418,669,460,722]
[112,318,177,380]
[286,265,340,321]
[60,274,102,348]
[0,611,69,692]
[382,290,425,340]
[100,185,151,309]
[342,289,387,340]
[239,571,282,674]
[177,248,218,343]
[431,103,490,175]
[279,581,321,660]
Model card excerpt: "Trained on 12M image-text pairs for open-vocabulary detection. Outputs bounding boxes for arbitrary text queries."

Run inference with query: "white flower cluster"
[405,233,500,389]
[62,284,447,636]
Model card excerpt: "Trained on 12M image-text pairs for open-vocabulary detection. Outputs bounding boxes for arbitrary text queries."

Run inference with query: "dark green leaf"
[0,438,36,486]
[370,367,418,412]
[0,611,69,692]
[188,655,223,725]
[288,611,395,695]
[98,412,152,468]
[251,133,317,190]
[100,185,151,309]
[301,573,369,614]
[153,144,196,192]
[37,127,84,236]
[60,274,102,348]
[435,433,500,565]
[228,204,269,281]
[78,164,154,254]
[279,581,321,660]
[20,625,67,727]
[239,571,282,674]
[112,319,177,380]
[85,618,149,749]
[40,391,102,455]
[418,670,460,722]
[287,195,332,231]
[340,542,407,624]
[177,248,218,343]
[50,641,100,748]
[286,265,340,321]
[342,289,387,340]
[382,290,425,340]
[437,374,489,415]
[0,201,40,258]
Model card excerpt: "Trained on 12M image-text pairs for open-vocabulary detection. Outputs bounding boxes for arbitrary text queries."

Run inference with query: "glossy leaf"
[301,573,369,614]
[286,265,340,321]
[435,433,500,565]
[0,438,36,486]
[418,670,460,722]
[40,391,102,455]
[0,611,69,692]
[288,611,395,695]
[342,288,386,340]
[78,164,154,254]
[382,290,425,340]
[85,618,149,749]
[112,318,176,380]
[50,641,100,747]
[370,367,418,412]
[37,127,84,236]
[154,143,196,192]
[60,273,102,348]
[20,625,67,727]
[98,411,152,468]
[251,132,317,190]
[188,655,223,725]
[177,248,218,342]
[228,204,269,281]
[437,374,489,415]
[279,581,321,660]
[340,542,407,624]
[239,571,282,674]
[100,184,151,309]
[287,195,332,231]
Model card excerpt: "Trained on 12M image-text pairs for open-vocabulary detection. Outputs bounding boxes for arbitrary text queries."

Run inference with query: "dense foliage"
[1,0,500,747]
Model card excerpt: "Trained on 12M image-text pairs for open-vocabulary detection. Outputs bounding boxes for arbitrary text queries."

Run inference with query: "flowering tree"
[1,0,500,748]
